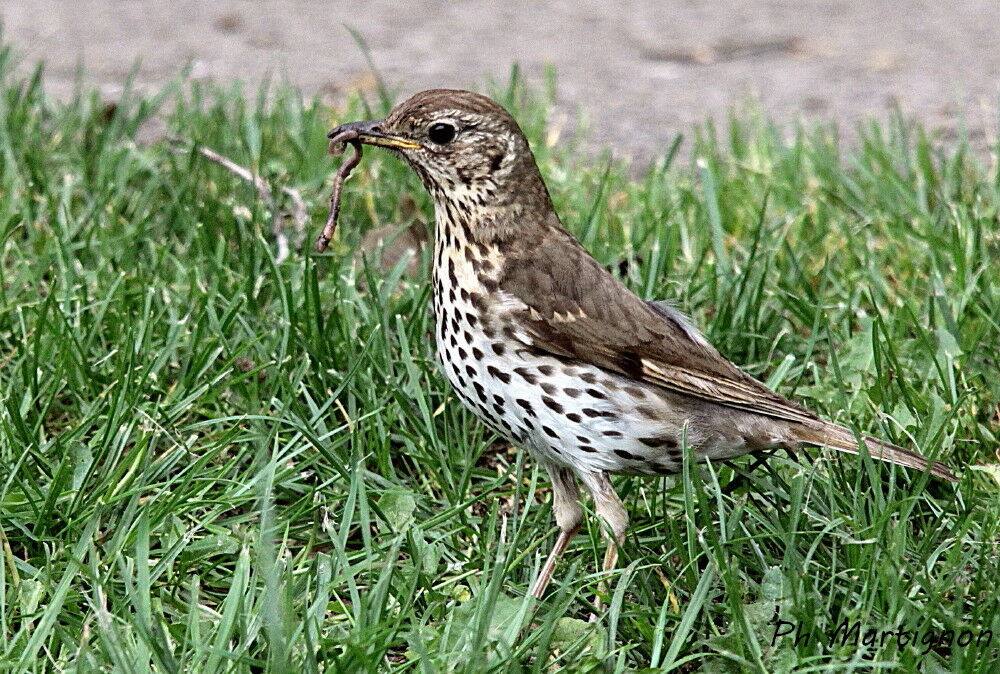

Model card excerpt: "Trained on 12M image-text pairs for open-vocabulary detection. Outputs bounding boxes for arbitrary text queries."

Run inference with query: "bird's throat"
[431,201,504,313]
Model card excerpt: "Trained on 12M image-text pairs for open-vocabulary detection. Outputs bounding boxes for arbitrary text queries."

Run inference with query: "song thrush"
[326,89,957,600]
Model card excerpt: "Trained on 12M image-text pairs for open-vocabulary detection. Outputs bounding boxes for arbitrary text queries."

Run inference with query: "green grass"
[1,44,998,672]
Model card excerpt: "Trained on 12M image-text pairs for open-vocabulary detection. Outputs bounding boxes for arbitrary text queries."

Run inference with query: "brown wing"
[498,227,819,425]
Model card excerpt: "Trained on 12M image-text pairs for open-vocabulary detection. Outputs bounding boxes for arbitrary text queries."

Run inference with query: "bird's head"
[327,89,553,217]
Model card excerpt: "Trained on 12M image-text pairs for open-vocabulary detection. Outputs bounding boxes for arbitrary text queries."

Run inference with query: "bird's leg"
[580,471,628,615]
[530,465,582,599]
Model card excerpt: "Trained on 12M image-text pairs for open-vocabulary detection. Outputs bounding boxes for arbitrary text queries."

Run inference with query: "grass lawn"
[1,46,998,672]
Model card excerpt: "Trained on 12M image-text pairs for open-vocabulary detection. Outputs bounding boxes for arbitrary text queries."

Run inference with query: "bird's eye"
[427,122,457,145]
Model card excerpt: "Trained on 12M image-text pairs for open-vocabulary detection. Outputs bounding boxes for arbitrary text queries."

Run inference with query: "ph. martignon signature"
[771,614,993,655]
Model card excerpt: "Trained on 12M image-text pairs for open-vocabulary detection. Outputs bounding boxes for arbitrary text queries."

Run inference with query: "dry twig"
[168,137,307,263]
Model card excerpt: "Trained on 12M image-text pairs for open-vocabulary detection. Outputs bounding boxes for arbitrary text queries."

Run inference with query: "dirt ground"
[3,1,998,164]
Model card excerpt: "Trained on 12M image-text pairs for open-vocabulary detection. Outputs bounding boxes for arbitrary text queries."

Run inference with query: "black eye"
[427,122,457,144]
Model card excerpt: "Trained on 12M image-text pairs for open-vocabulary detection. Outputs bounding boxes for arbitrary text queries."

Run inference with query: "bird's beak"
[326,120,421,150]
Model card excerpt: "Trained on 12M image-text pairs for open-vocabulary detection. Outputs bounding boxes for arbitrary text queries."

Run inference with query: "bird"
[325,89,958,601]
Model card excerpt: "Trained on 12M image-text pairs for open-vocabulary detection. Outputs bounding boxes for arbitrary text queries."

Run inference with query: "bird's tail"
[793,422,957,482]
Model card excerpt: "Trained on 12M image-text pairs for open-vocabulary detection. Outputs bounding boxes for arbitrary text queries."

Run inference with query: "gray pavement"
[3,1,998,163]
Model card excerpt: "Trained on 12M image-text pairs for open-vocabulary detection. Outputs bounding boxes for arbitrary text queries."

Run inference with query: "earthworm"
[314,134,363,253]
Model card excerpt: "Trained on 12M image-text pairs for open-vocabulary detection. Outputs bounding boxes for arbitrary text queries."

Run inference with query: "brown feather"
[793,423,957,482]
[499,225,818,425]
